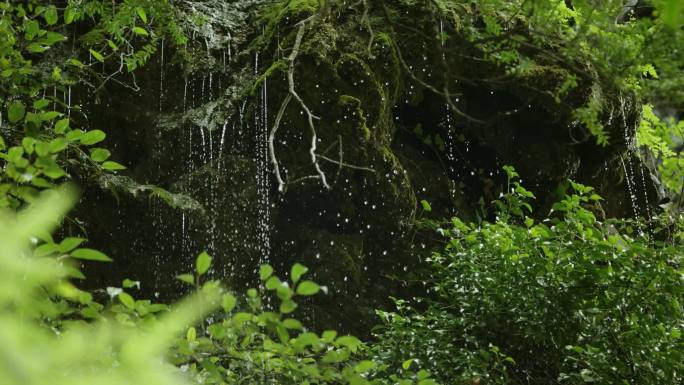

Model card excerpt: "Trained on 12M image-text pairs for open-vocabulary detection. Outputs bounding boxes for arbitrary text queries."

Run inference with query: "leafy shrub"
[0,188,438,385]
[373,170,684,384]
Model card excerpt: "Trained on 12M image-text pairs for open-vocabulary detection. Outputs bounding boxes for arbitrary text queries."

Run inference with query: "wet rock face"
[72,2,655,333]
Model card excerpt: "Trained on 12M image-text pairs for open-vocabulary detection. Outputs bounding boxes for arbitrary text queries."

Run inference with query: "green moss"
[251,59,288,95]
[338,95,371,140]
[254,0,322,50]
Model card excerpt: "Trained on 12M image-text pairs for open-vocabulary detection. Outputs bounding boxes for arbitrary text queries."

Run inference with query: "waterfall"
[255,54,272,269]
[619,96,650,218]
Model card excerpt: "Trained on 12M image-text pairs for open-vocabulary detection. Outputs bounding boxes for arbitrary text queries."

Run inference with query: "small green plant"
[169,257,440,385]
[0,188,438,385]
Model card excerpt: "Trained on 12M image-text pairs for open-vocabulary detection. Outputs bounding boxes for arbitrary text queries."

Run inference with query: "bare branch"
[317,154,376,173]
[269,18,331,192]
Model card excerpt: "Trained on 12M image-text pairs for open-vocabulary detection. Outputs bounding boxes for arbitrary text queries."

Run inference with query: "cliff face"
[72,1,655,333]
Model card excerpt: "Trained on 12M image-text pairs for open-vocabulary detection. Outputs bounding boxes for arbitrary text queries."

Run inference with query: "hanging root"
[269,17,331,191]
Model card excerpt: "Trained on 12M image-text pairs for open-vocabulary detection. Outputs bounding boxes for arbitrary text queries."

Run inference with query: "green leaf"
[89,148,111,162]
[196,251,212,275]
[417,380,438,385]
[34,243,58,257]
[22,137,36,154]
[279,299,297,314]
[66,129,84,141]
[107,40,118,51]
[35,142,49,157]
[291,263,308,283]
[89,49,104,62]
[322,330,338,342]
[44,6,58,25]
[43,165,66,179]
[58,237,85,253]
[420,199,432,212]
[80,130,106,145]
[119,292,135,310]
[133,27,149,36]
[354,360,377,373]
[69,58,84,68]
[122,279,140,289]
[136,7,148,23]
[33,99,50,110]
[27,43,48,53]
[64,8,76,24]
[222,293,236,312]
[101,161,126,171]
[70,248,113,262]
[259,264,273,281]
[402,359,415,370]
[176,274,195,285]
[54,118,69,133]
[296,280,320,296]
[265,276,281,290]
[186,327,196,342]
[49,138,68,153]
[282,318,303,329]
[662,0,684,28]
[8,100,26,123]
[39,111,60,122]
[336,335,362,352]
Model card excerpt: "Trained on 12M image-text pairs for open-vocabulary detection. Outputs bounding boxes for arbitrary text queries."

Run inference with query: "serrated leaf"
[296,280,320,296]
[196,251,212,275]
[89,49,104,62]
[70,248,112,262]
[69,58,84,68]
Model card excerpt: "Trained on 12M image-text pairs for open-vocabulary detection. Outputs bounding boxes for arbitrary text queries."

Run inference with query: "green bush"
[373,171,684,384]
[0,188,438,385]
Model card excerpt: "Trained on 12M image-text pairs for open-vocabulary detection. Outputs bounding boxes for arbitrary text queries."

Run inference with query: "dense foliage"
[1,189,441,385]
[373,172,684,384]
[1,1,684,385]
